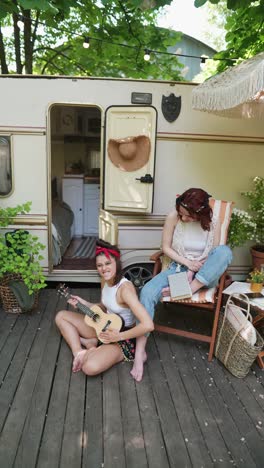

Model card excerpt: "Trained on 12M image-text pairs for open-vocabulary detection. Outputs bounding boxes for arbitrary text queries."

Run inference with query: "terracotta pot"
[250,282,263,293]
[251,245,264,270]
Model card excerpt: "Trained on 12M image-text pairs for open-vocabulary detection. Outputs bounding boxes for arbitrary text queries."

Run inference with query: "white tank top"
[102,277,135,328]
[172,218,215,261]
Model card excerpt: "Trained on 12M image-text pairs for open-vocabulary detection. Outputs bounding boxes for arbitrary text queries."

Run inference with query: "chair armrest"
[150,250,163,262]
[150,250,163,277]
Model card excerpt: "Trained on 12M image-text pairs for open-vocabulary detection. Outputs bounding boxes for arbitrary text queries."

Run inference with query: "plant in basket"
[0,202,46,313]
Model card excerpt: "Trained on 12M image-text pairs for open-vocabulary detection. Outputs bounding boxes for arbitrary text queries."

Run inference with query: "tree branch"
[12,12,23,73]
[22,8,33,74]
[38,46,87,74]
[0,26,9,74]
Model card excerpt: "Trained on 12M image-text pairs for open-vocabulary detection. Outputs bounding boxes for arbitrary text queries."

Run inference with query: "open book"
[168,272,192,301]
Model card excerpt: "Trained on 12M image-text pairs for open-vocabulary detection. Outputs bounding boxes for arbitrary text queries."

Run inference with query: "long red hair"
[176,188,212,230]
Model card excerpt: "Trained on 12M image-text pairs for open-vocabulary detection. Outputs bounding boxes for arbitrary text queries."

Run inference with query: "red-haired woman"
[131,188,232,382]
[55,240,153,376]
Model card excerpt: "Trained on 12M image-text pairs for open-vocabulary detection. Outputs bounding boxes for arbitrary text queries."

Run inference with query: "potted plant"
[0,202,46,313]
[227,208,257,249]
[247,268,264,293]
[242,176,264,269]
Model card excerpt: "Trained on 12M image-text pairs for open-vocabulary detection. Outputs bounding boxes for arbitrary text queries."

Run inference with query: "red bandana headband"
[95,246,120,259]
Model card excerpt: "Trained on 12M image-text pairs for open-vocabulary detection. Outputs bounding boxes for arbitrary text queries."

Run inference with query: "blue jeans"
[140,245,232,319]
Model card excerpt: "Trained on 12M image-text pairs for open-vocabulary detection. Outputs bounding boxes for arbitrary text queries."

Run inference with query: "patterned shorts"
[98,326,136,362]
[117,338,136,362]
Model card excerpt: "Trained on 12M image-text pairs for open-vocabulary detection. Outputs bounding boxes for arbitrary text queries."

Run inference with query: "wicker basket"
[0,274,38,314]
[215,312,264,378]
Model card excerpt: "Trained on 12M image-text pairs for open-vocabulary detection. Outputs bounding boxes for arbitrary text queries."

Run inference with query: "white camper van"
[0,75,263,285]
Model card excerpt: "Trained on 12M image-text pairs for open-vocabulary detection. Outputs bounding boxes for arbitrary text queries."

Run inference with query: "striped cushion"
[161,286,217,303]
[160,198,233,304]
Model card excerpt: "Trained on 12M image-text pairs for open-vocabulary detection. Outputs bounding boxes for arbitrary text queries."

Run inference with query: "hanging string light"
[17,16,24,29]
[83,37,90,49]
[144,49,151,61]
[12,12,238,65]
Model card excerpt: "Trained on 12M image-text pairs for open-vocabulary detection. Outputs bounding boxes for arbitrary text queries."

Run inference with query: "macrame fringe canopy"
[192,52,264,119]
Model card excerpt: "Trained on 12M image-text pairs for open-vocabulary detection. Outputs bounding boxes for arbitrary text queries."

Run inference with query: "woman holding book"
[55,239,153,376]
[131,188,232,382]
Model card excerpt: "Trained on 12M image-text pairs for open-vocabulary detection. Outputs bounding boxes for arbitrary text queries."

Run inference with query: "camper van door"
[104,106,157,213]
[99,209,118,245]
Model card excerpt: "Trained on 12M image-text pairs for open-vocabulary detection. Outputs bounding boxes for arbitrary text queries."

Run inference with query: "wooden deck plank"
[0,312,18,351]
[118,362,148,468]
[59,370,86,468]
[147,334,192,467]
[0,290,55,468]
[0,287,263,468]
[12,293,63,468]
[82,374,103,468]
[154,332,213,467]
[103,365,126,468]
[168,333,232,465]
[0,292,49,433]
[0,315,28,384]
[186,312,261,467]
[197,348,264,467]
[135,364,170,468]
[36,340,72,468]
[188,342,257,467]
[75,287,104,468]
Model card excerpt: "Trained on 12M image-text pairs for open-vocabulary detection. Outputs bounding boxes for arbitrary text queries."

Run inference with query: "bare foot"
[130,351,147,382]
[80,337,98,349]
[72,349,88,373]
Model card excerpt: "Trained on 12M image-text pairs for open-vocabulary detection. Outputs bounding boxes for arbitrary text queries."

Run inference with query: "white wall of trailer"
[0,76,263,282]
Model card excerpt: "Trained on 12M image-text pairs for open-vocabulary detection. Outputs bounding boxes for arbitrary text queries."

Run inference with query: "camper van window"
[0,137,12,197]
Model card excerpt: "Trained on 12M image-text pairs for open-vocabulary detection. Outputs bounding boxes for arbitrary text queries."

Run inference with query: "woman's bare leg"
[55,310,97,360]
[79,344,124,376]
[80,337,98,349]
[130,335,147,382]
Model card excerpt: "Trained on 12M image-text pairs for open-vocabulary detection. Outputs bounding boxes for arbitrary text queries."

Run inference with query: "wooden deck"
[0,286,263,468]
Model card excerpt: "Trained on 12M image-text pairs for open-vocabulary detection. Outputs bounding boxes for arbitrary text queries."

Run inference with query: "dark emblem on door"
[161,94,181,122]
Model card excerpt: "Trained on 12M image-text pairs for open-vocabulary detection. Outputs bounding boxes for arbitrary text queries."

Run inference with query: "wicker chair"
[152,199,233,361]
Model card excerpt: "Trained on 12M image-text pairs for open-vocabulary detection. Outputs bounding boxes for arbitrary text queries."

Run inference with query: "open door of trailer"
[103,106,157,213]
[99,209,118,245]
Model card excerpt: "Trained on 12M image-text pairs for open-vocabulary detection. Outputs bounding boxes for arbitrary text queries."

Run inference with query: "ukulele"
[57,284,124,343]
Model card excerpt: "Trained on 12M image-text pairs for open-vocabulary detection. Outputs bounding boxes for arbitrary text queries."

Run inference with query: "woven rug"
[70,237,97,258]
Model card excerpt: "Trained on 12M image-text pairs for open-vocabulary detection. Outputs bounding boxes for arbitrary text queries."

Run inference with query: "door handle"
[135,173,154,183]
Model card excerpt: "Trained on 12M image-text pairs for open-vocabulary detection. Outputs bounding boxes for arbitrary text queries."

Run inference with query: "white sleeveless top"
[102,277,135,327]
[172,217,216,261]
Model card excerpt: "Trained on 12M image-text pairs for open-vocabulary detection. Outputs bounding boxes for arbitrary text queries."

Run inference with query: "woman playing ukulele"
[55,239,153,376]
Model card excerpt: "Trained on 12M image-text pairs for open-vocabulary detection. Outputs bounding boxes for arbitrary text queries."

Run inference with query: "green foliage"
[248,268,264,284]
[195,0,254,7]
[195,1,264,72]
[242,177,264,248]
[0,203,46,294]
[0,0,183,80]
[0,201,31,227]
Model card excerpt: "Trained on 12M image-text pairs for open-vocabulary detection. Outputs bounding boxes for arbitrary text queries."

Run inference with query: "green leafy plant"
[0,202,46,295]
[242,176,264,251]
[227,208,257,248]
[248,268,264,284]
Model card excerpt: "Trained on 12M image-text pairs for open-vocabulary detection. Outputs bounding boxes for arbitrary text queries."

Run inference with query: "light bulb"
[144,49,150,61]
[83,37,90,49]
